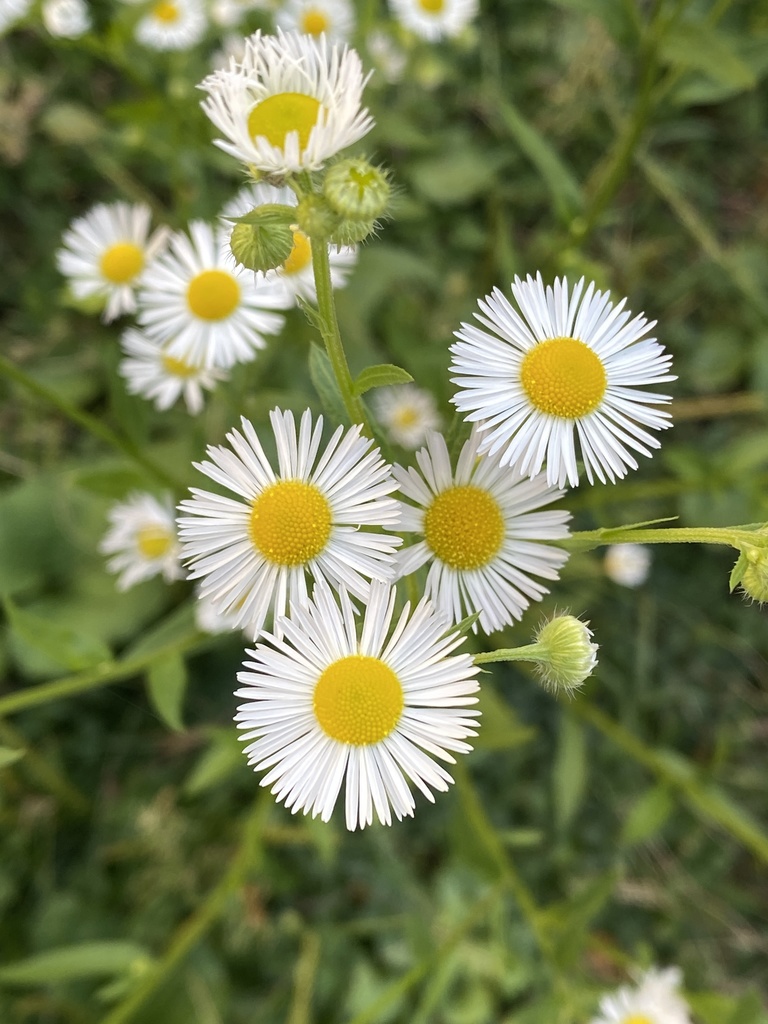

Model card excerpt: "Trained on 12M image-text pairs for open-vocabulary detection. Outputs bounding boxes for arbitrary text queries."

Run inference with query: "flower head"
[177,409,402,638]
[531,614,598,694]
[199,29,374,173]
[275,0,355,43]
[590,966,692,1024]
[235,580,481,829]
[100,493,184,591]
[394,429,571,634]
[604,543,651,588]
[135,0,207,50]
[388,0,477,41]
[42,0,90,37]
[450,274,675,488]
[0,0,31,34]
[118,327,227,415]
[136,220,289,368]
[56,202,169,322]
[373,384,442,450]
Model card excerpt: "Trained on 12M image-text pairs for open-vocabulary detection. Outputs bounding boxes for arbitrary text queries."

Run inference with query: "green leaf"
[0,941,152,986]
[72,464,152,500]
[552,714,587,831]
[409,145,509,206]
[122,601,198,662]
[659,22,756,91]
[620,784,674,847]
[352,364,413,397]
[146,651,187,732]
[308,344,348,425]
[0,745,26,769]
[4,598,112,674]
[729,550,749,593]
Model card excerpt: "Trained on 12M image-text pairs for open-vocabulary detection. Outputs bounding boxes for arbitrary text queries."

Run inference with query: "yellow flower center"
[281,231,312,276]
[248,479,332,566]
[520,336,607,419]
[313,655,404,745]
[622,1017,654,1024]
[300,8,329,34]
[99,242,144,285]
[418,0,445,12]
[161,353,199,378]
[152,1,180,22]
[392,406,419,430]
[424,485,505,571]
[247,92,322,151]
[186,269,241,321]
[136,525,173,559]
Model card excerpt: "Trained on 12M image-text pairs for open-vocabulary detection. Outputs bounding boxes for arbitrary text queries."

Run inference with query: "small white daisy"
[388,0,477,41]
[450,274,676,488]
[0,0,31,33]
[136,220,289,369]
[177,408,402,638]
[199,29,374,173]
[275,0,355,44]
[42,0,90,37]
[372,384,442,450]
[604,543,651,588]
[118,327,227,415]
[221,183,356,305]
[590,966,692,1024]
[100,493,184,591]
[56,202,170,323]
[235,579,481,829]
[135,0,207,50]
[394,429,571,635]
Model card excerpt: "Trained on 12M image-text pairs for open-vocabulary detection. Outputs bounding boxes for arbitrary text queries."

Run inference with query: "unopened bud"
[532,615,598,694]
[295,194,340,242]
[736,546,768,605]
[228,204,294,271]
[330,217,378,246]
[324,158,392,221]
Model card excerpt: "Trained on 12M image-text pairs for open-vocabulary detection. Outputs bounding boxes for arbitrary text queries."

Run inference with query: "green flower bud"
[330,217,378,247]
[323,158,392,221]
[228,205,294,272]
[295,194,340,242]
[738,546,768,605]
[532,615,598,694]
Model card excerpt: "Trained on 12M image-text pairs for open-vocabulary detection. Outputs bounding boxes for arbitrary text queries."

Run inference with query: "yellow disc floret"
[424,485,504,571]
[247,93,322,151]
[300,9,329,34]
[186,270,240,321]
[393,406,419,430]
[622,1017,654,1024]
[520,336,607,419]
[418,0,445,12]
[136,525,173,559]
[99,242,144,285]
[314,655,404,745]
[162,354,199,378]
[282,231,312,276]
[152,1,180,21]
[248,479,332,566]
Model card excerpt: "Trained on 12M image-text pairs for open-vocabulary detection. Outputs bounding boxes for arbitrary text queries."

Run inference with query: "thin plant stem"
[565,525,763,552]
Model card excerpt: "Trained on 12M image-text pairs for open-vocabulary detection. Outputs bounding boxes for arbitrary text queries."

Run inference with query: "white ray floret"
[199,29,374,173]
[100,493,184,591]
[372,383,442,450]
[590,966,692,1024]
[56,202,170,323]
[135,220,289,369]
[177,408,402,639]
[119,327,227,415]
[235,580,481,830]
[388,0,477,41]
[135,0,207,50]
[395,428,570,634]
[450,273,675,488]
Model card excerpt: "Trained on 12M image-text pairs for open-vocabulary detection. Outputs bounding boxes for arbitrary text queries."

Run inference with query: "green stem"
[474,643,547,666]
[309,236,371,433]
[0,355,184,492]
[565,525,762,552]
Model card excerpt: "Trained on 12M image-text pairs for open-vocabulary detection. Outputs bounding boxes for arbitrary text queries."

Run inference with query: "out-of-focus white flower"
[388,0,477,41]
[119,327,227,415]
[372,384,442,450]
[100,493,184,591]
[604,543,651,588]
[42,0,91,37]
[135,0,207,50]
[275,0,355,44]
[590,966,692,1024]
[0,0,32,34]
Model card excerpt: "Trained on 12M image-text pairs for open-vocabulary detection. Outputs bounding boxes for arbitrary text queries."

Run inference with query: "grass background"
[1,0,767,1021]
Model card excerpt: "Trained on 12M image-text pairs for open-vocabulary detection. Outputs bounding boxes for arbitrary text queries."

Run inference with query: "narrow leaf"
[0,745,26,769]
[0,941,151,986]
[4,598,111,674]
[620,784,674,847]
[352,364,413,397]
[146,651,187,732]
[659,22,756,91]
[553,714,587,831]
[308,344,348,425]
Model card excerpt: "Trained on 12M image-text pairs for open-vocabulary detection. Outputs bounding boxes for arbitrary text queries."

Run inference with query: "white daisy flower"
[221,183,356,305]
[118,327,227,415]
[275,0,355,43]
[100,493,184,591]
[388,0,477,41]
[590,966,692,1024]
[0,0,31,33]
[604,543,651,588]
[56,202,170,323]
[235,579,481,829]
[135,0,207,50]
[372,384,442,450]
[177,408,402,638]
[450,274,676,488]
[42,0,90,37]
[394,429,571,635]
[199,29,374,173]
[135,220,289,369]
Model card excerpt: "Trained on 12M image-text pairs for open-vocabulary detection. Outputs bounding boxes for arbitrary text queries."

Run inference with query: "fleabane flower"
[388,0,477,41]
[604,543,651,588]
[198,29,374,173]
[136,220,289,369]
[394,429,571,635]
[275,0,355,43]
[100,493,184,591]
[221,184,356,305]
[373,384,442,450]
[0,0,31,33]
[119,327,227,415]
[135,0,207,50]
[450,274,675,488]
[56,202,170,323]
[42,0,90,37]
[177,409,402,638]
[235,580,481,829]
[590,966,692,1024]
